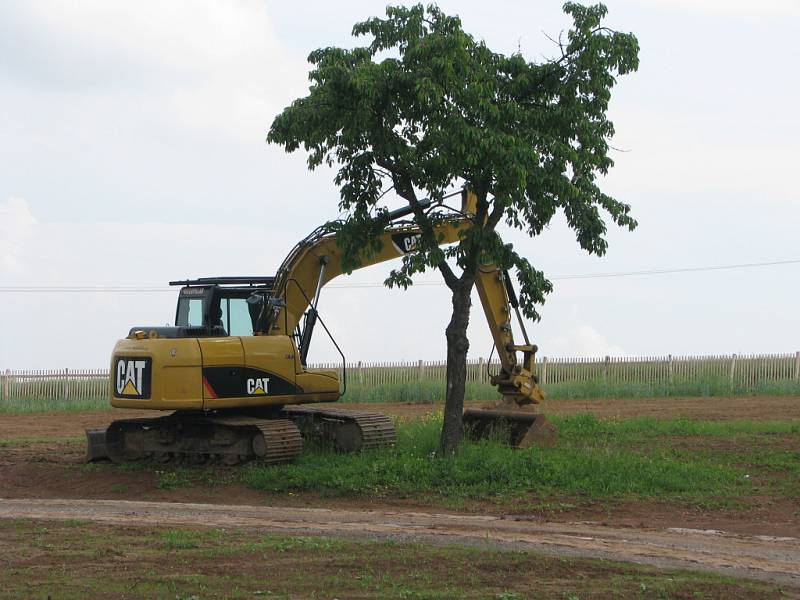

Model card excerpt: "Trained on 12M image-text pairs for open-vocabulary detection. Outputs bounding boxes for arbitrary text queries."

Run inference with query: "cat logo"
[391,232,423,254]
[246,377,270,395]
[115,357,151,398]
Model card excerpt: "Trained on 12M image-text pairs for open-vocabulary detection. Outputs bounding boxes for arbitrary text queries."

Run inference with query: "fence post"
[64,368,70,400]
[667,354,673,383]
[357,361,363,385]
[795,351,800,380]
[2,369,8,401]
[729,354,737,387]
[604,355,610,383]
[541,356,548,385]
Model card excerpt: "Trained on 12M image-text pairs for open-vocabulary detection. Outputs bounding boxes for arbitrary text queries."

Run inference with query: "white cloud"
[0,1,308,140]
[541,325,626,358]
[0,197,37,272]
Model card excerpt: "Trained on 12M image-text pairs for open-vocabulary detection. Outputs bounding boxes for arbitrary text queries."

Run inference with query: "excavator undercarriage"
[86,406,396,464]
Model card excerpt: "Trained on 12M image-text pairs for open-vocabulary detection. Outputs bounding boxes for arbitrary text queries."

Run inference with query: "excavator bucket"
[462,407,557,449]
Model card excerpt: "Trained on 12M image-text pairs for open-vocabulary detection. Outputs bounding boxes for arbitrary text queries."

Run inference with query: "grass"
[0,395,109,413]
[237,413,798,506]
[155,469,193,490]
[57,412,796,508]
[342,376,800,403]
[3,374,800,412]
[0,519,785,599]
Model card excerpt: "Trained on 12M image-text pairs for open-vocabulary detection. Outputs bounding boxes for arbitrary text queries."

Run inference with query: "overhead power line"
[1,258,798,293]
[551,257,800,280]
[0,287,173,293]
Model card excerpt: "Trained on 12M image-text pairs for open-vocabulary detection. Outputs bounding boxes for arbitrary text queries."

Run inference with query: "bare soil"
[1,517,788,600]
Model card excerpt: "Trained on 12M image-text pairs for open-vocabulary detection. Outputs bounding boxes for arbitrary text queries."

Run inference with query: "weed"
[156,470,192,490]
[270,536,340,552]
[160,529,204,550]
[62,519,90,527]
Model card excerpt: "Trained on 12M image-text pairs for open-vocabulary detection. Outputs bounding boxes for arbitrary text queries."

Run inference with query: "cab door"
[198,337,245,408]
[240,335,298,406]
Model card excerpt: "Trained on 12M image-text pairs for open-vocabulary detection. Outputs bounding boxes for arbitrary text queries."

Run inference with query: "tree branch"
[377,157,459,289]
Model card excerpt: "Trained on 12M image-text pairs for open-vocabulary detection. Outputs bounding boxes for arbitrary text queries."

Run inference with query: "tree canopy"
[268,2,640,320]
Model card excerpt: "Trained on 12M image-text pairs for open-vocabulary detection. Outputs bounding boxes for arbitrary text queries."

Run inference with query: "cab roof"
[169,276,276,288]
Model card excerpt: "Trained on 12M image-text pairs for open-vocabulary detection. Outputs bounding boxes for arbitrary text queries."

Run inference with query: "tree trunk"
[439,281,472,455]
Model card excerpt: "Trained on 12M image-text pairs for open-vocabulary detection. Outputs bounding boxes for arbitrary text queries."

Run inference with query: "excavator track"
[95,413,302,465]
[283,406,396,452]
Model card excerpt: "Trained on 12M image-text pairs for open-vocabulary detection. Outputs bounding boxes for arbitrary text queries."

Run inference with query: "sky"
[1,0,799,369]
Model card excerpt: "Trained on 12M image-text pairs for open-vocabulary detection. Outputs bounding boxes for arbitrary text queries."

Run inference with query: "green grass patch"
[340,375,800,403]
[556,413,799,442]
[240,414,778,505]
[544,375,800,401]
[0,395,109,413]
[155,469,192,490]
[160,529,205,550]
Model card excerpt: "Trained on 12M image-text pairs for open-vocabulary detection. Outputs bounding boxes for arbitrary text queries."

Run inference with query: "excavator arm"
[465,262,555,447]
[475,264,544,406]
[269,191,553,446]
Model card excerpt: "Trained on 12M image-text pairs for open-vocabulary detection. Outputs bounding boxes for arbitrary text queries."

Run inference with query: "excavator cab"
[172,277,276,336]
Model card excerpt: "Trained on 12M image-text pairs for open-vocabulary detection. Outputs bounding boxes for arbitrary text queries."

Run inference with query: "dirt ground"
[1,515,789,600]
[1,396,798,538]
[0,498,798,591]
[1,396,799,593]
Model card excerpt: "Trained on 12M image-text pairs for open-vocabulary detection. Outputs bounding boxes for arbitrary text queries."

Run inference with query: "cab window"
[219,297,254,336]
[176,298,204,327]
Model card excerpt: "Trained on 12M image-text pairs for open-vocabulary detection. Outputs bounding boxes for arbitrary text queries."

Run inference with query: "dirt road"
[1,498,798,589]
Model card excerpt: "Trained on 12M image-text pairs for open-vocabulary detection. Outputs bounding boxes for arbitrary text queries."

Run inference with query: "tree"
[268,3,639,454]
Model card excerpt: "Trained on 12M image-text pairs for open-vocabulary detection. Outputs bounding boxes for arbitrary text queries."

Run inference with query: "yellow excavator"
[86,192,554,464]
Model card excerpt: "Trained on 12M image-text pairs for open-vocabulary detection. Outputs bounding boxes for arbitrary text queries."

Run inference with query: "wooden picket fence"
[3,352,798,402]
[317,352,800,388]
[1,369,109,402]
